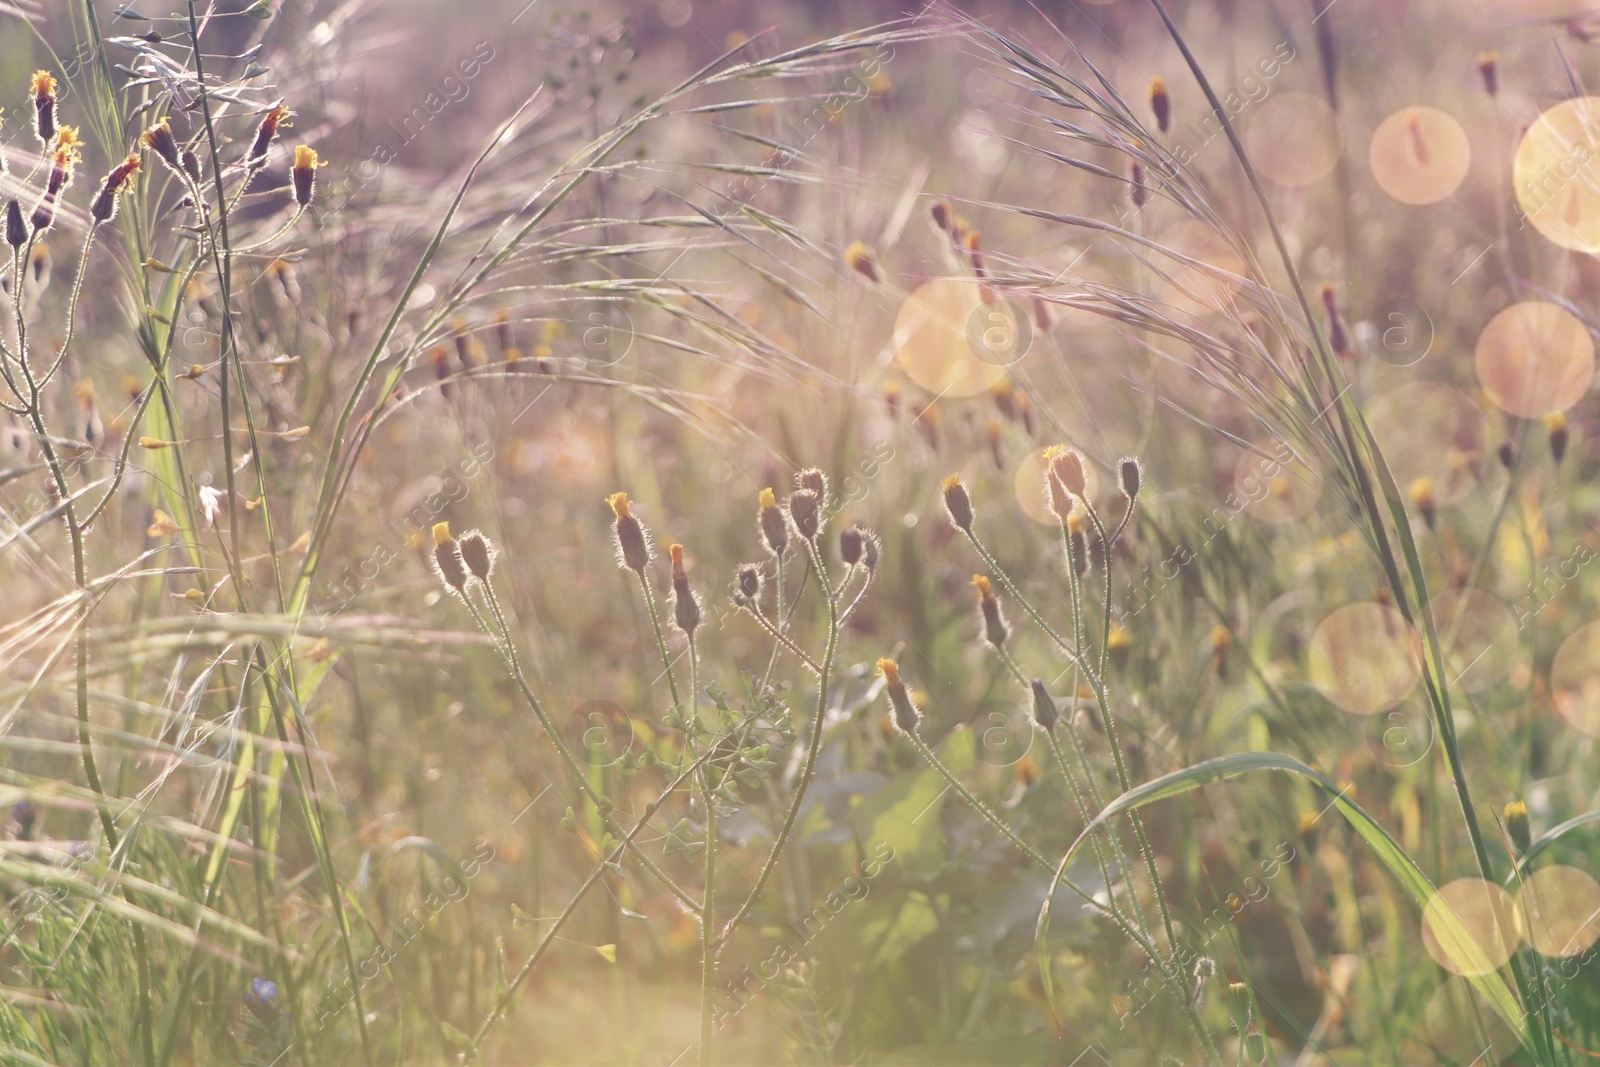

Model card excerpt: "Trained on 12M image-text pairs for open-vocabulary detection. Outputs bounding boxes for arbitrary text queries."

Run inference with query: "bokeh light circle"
[1550,621,1600,737]
[1430,588,1519,694]
[1514,96,1600,253]
[893,279,1010,398]
[1421,878,1522,976]
[1368,107,1470,205]
[1474,302,1594,419]
[1308,602,1420,715]
[1245,92,1341,187]
[1367,382,1487,506]
[1519,865,1600,957]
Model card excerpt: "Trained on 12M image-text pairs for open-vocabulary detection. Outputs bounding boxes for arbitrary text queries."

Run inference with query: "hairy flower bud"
[607,492,653,573]
[1030,679,1058,731]
[90,153,141,224]
[878,659,920,734]
[431,522,468,595]
[942,473,974,531]
[758,487,788,556]
[972,574,1008,647]
[789,487,821,542]
[669,544,700,635]
[457,530,495,583]
[839,524,863,566]
[292,145,319,207]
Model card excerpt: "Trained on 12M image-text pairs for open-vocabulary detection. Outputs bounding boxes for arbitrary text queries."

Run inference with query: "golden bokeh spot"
[1550,621,1600,738]
[1421,878,1522,977]
[1244,92,1341,188]
[1514,96,1600,252]
[1474,301,1594,420]
[1368,106,1470,205]
[892,279,1009,398]
[1519,865,1600,957]
[1308,601,1420,715]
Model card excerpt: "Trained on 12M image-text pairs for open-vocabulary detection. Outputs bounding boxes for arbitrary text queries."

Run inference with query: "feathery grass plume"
[247,103,291,170]
[972,574,1008,647]
[457,530,495,583]
[31,127,80,233]
[1409,476,1436,530]
[758,487,788,556]
[878,659,919,734]
[608,492,653,573]
[4,200,25,249]
[1478,51,1498,96]
[942,473,974,531]
[1066,512,1089,577]
[1108,623,1132,672]
[1545,412,1569,465]
[432,521,468,596]
[668,544,700,635]
[1505,800,1531,855]
[1148,75,1170,133]
[1029,680,1058,730]
[90,154,142,224]
[844,240,879,282]
[839,524,864,566]
[30,70,56,146]
[141,118,182,173]
[789,488,821,542]
[292,146,320,207]
[1118,458,1142,501]
[1319,284,1349,358]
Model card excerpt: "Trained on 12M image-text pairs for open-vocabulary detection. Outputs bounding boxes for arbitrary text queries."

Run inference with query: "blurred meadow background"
[5,0,1600,1063]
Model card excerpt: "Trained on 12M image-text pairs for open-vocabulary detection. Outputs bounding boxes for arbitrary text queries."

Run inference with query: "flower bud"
[248,103,291,170]
[142,118,182,173]
[669,544,700,635]
[839,525,864,566]
[292,145,319,207]
[5,200,26,249]
[972,574,1008,647]
[31,71,57,147]
[431,521,468,595]
[860,528,881,571]
[457,530,494,583]
[1478,51,1498,96]
[1066,513,1089,577]
[90,153,141,224]
[1030,679,1058,730]
[1148,76,1170,133]
[1119,457,1142,501]
[878,659,920,734]
[1505,799,1531,855]
[607,492,653,573]
[797,467,829,511]
[942,473,974,531]
[758,487,788,555]
[1545,411,1570,465]
[1409,477,1436,530]
[736,563,762,603]
[845,240,878,283]
[789,488,821,542]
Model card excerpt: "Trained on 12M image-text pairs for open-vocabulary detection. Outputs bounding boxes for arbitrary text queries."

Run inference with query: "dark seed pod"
[1478,51,1498,97]
[1030,680,1058,731]
[789,488,821,542]
[457,530,494,582]
[1497,440,1515,469]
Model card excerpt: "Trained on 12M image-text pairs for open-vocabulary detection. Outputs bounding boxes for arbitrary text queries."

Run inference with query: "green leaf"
[864,891,939,968]
[1033,751,1534,1055]
[853,729,974,880]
